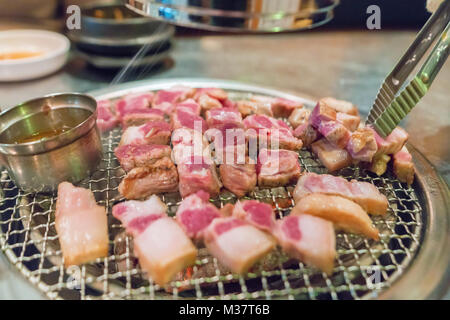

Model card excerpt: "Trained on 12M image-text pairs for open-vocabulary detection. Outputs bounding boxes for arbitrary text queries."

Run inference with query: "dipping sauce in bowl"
[0,51,42,60]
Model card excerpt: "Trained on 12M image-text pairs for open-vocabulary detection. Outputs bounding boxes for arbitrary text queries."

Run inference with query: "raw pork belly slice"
[293,123,320,147]
[292,194,380,240]
[310,102,350,148]
[194,87,228,101]
[97,100,119,132]
[171,128,212,165]
[177,155,222,198]
[114,144,171,172]
[171,108,207,133]
[244,114,303,150]
[112,195,167,236]
[346,127,378,162]
[134,216,197,286]
[175,190,221,241]
[336,112,360,132]
[232,200,276,232]
[115,93,153,118]
[175,99,201,115]
[393,146,414,185]
[119,121,171,146]
[319,97,359,116]
[250,95,303,118]
[205,127,247,164]
[293,172,388,215]
[274,214,336,274]
[203,217,276,274]
[311,138,352,172]
[153,85,196,114]
[121,108,165,129]
[55,182,108,266]
[288,108,311,129]
[119,157,179,199]
[219,160,256,197]
[205,108,243,131]
[257,149,301,187]
[194,88,229,113]
[237,100,273,117]
[371,126,409,156]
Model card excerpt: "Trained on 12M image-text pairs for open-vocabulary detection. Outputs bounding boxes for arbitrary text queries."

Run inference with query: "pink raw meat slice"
[232,200,276,232]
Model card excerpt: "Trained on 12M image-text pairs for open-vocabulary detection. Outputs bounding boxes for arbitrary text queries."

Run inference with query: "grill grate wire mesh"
[0,93,424,300]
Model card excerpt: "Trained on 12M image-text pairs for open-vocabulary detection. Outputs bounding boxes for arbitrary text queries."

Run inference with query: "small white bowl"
[0,30,70,82]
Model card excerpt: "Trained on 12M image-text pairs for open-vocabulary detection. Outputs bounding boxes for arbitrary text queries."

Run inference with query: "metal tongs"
[367,0,450,137]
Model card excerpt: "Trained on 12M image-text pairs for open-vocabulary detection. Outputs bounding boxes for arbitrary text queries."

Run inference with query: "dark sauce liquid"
[0,107,92,144]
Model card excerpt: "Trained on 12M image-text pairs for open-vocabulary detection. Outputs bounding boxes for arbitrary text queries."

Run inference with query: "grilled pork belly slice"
[171,107,207,133]
[194,87,228,102]
[292,194,380,240]
[204,217,276,274]
[319,97,359,116]
[293,172,388,215]
[237,100,273,117]
[311,138,352,172]
[175,190,221,242]
[232,200,276,232]
[97,100,119,132]
[274,214,336,275]
[336,112,360,132]
[115,92,153,118]
[118,157,179,199]
[393,146,414,185]
[293,123,320,147]
[371,126,409,156]
[134,216,197,286]
[288,108,310,129]
[346,127,378,162]
[177,155,222,198]
[121,108,165,129]
[153,85,196,114]
[257,149,301,187]
[55,182,108,266]
[205,108,243,131]
[175,98,201,115]
[171,128,212,165]
[119,121,172,146]
[205,127,247,165]
[250,95,303,118]
[115,144,171,172]
[219,160,256,197]
[244,114,303,150]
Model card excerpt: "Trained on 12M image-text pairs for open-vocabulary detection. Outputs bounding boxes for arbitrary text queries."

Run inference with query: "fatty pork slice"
[153,85,196,114]
[346,127,378,162]
[288,108,311,129]
[194,88,229,113]
[114,144,172,172]
[371,126,409,156]
[393,146,415,185]
[171,107,207,133]
[203,217,276,274]
[119,121,171,146]
[232,200,276,232]
[237,100,273,117]
[292,194,380,240]
[293,172,388,215]
[177,155,222,198]
[171,128,212,165]
[311,138,352,172]
[310,101,350,148]
[175,99,201,115]
[257,148,301,187]
[121,108,165,129]
[274,214,336,275]
[112,195,167,236]
[336,112,360,132]
[115,92,153,117]
[97,100,119,132]
[293,123,320,147]
[118,157,179,199]
[219,159,256,197]
[250,95,303,118]
[55,182,108,267]
[134,216,198,286]
[205,108,243,131]
[319,97,359,116]
[244,114,303,150]
[205,127,247,165]
[175,190,221,242]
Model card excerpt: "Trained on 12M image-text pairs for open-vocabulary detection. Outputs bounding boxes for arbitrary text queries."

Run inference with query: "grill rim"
[0,78,448,300]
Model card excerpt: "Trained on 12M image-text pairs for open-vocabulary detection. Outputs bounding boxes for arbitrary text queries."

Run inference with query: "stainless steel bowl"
[0,93,103,193]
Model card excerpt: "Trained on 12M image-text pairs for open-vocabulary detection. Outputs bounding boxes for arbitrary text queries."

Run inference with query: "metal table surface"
[0,29,449,299]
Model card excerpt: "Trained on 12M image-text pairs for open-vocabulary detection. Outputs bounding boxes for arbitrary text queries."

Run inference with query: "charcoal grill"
[0,79,448,300]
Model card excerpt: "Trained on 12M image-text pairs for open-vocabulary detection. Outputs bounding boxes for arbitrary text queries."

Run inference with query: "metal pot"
[0,93,103,193]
